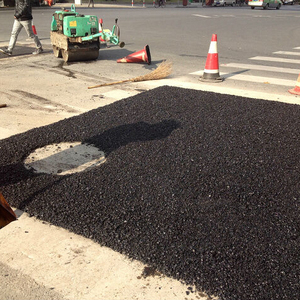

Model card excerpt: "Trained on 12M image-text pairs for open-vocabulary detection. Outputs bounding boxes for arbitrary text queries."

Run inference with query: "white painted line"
[250,56,300,64]
[253,15,271,18]
[220,73,295,87]
[273,51,300,56]
[220,63,300,74]
[294,47,300,50]
[192,14,211,18]
[189,71,296,87]
[190,71,205,75]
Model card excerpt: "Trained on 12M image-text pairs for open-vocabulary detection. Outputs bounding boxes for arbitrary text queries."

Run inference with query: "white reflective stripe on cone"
[208,41,217,54]
[203,69,219,74]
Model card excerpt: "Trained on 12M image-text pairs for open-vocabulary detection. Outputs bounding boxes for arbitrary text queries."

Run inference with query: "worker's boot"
[32,47,44,55]
[0,48,12,56]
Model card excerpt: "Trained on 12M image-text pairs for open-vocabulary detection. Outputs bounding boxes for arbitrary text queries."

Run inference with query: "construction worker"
[88,0,95,8]
[0,0,43,56]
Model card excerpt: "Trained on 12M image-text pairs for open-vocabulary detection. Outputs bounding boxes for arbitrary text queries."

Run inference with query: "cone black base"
[200,76,223,83]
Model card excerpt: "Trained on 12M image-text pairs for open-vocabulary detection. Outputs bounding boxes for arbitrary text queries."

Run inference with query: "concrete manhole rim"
[23,141,106,175]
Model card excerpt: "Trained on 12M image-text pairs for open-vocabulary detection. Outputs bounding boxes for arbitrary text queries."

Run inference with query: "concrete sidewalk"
[1,209,203,300]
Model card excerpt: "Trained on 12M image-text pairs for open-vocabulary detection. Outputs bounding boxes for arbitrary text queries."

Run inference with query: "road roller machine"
[50,5,100,62]
[50,5,124,62]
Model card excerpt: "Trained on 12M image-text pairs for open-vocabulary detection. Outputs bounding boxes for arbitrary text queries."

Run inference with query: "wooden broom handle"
[88,79,131,89]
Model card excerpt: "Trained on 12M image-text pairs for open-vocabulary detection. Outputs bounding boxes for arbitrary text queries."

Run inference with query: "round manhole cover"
[24,142,106,175]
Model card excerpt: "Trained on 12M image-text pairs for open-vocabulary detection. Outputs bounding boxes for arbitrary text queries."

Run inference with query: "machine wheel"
[276,3,281,8]
[86,49,100,61]
[251,6,254,8]
[62,49,99,62]
[53,46,62,58]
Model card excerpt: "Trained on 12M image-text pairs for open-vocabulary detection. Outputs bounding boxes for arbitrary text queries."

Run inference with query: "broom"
[88,61,172,89]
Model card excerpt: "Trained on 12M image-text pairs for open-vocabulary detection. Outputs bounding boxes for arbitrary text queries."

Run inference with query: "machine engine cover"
[63,15,99,38]
[52,11,77,32]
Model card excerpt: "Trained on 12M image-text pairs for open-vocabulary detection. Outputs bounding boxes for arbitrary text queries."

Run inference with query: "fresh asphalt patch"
[0,86,299,300]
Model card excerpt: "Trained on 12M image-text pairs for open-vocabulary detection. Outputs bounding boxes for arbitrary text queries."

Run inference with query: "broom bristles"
[131,60,172,82]
[88,61,172,89]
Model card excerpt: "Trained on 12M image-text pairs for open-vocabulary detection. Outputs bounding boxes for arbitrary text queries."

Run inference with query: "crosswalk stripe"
[273,51,300,56]
[220,73,295,87]
[220,63,300,74]
[192,14,211,18]
[190,71,296,87]
[250,56,300,64]
[191,47,300,88]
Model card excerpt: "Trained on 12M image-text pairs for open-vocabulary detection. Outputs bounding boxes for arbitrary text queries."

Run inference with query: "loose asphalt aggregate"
[0,86,300,300]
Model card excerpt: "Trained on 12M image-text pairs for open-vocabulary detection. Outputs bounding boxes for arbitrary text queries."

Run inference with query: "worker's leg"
[7,19,23,52]
[21,20,43,50]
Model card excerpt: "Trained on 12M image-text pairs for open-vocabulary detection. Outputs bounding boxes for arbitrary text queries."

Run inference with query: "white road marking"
[189,71,296,87]
[253,15,271,18]
[220,63,300,74]
[250,56,300,64]
[220,73,295,86]
[273,51,300,56]
[192,14,211,18]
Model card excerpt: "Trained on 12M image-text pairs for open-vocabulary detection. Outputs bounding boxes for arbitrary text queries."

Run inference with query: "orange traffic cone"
[289,73,300,95]
[117,45,151,64]
[200,34,223,82]
[0,192,17,229]
[98,18,106,42]
[99,18,103,32]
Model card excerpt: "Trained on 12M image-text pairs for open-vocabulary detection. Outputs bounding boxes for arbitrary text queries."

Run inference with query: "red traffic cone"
[117,45,151,65]
[99,19,105,42]
[99,18,103,32]
[0,192,17,229]
[289,73,300,95]
[32,24,37,35]
[200,34,223,82]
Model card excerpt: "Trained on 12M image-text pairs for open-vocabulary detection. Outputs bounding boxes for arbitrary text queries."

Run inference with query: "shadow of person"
[0,119,180,211]
[0,162,35,186]
[83,119,181,156]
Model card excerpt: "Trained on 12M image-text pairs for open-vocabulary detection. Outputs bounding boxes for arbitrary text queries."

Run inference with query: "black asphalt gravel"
[1,86,300,300]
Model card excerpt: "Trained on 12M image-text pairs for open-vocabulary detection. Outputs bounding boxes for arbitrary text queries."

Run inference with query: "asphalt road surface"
[1,86,300,300]
[1,2,300,97]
